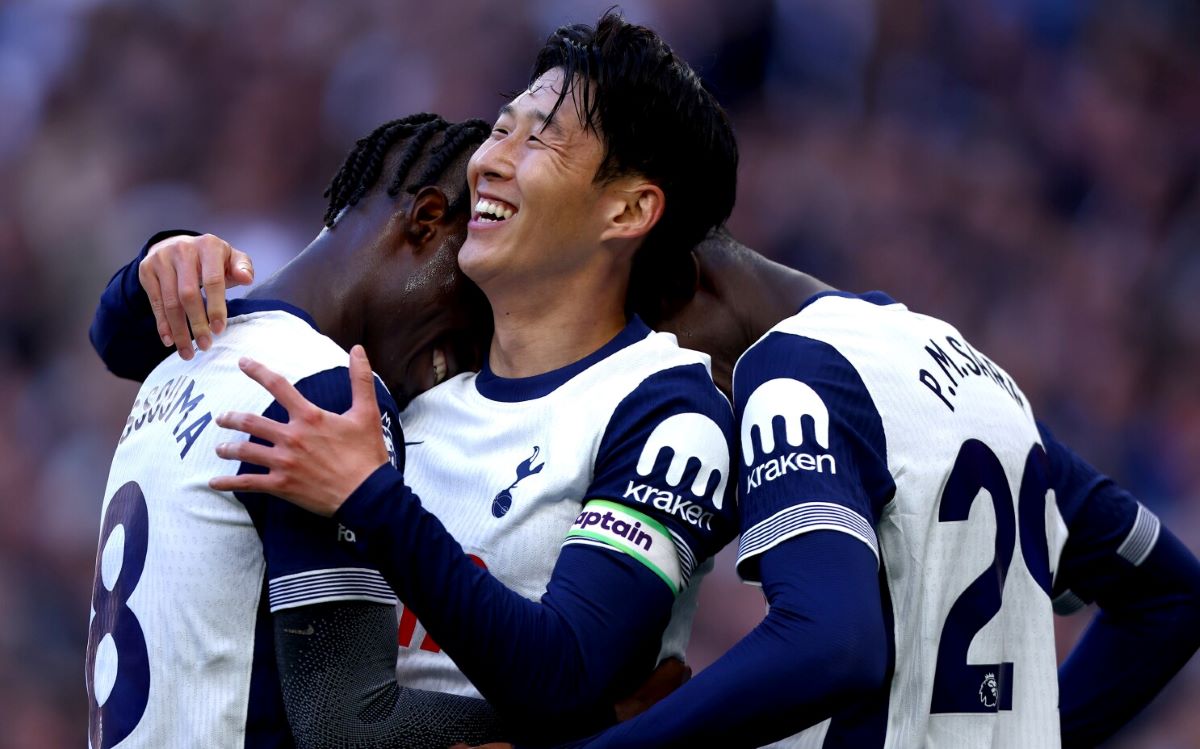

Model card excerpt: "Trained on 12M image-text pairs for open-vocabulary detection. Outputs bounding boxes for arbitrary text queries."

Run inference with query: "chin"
[457,242,499,287]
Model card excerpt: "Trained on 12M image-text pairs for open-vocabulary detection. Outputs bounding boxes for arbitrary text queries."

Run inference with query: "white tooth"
[432,348,447,384]
[501,207,513,219]
[484,200,497,215]
[474,198,487,213]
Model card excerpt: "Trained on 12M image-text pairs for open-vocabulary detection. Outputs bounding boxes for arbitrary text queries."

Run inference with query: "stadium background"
[1,0,1197,746]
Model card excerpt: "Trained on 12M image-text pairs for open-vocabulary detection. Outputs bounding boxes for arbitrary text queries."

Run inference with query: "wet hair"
[322,113,491,228]
[529,11,738,323]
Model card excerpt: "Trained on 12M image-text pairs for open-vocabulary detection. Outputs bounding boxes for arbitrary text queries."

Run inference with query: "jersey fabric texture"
[735,292,1162,749]
[390,317,736,698]
[86,299,401,748]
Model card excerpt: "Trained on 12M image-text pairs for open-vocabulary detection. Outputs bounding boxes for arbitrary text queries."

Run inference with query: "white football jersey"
[394,318,736,697]
[734,292,1069,749]
[86,300,400,748]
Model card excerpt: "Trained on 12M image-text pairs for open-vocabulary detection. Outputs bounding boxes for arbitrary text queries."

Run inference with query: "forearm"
[275,602,508,749]
[1058,528,1200,748]
[89,230,197,380]
[555,532,889,749]
[335,467,674,737]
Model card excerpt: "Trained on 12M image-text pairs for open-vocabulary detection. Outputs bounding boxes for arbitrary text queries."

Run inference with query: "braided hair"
[322,113,491,228]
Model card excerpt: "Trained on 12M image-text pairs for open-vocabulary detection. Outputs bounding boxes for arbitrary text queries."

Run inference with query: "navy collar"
[228,298,321,333]
[475,317,652,402]
[796,290,897,315]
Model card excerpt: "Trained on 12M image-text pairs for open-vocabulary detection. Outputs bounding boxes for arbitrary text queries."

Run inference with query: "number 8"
[86,481,151,748]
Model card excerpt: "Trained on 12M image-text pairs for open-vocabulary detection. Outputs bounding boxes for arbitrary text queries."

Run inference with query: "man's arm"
[247,363,507,748]
[331,467,677,742]
[1042,424,1200,748]
[90,231,252,379]
[545,531,888,749]
[273,602,507,748]
[212,348,734,744]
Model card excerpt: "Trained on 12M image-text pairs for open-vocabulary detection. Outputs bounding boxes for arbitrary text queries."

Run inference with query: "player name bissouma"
[118,376,212,459]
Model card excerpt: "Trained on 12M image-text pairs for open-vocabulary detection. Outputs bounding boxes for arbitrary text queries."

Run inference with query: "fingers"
[138,257,174,349]
[236,357,313,416]
[200,240,231,337]
[348,345,381,420]
[173,249,211,350]
[214,410,289,446]
[209,471,275,494]
[214,437,277,467]
[142,234,251,356]
[145,256,195,361]
[227,247,255,288]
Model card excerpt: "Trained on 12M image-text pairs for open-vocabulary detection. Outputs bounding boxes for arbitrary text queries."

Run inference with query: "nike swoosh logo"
[404,441,424,446]
[283,624,314,636]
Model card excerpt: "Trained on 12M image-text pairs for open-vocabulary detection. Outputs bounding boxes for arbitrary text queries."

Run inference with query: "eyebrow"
[497,103,563,135]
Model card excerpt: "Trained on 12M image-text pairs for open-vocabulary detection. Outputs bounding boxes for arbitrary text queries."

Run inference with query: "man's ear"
[404,185,451,249]
[600,180,665,243]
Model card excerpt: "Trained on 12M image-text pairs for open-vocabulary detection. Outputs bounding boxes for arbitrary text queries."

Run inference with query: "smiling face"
[459,68,620,299]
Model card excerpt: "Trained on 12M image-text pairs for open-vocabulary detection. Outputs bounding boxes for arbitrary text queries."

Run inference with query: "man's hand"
[209,345,390,513]
[614,656,691,721]
[140,233,254,359]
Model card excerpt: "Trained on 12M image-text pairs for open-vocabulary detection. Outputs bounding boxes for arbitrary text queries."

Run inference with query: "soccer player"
[195,221,1200,749]
[535,231,1200,748]
[91,12,738,747]
[86,114,520,748]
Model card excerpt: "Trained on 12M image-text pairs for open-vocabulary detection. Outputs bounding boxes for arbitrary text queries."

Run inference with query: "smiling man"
[211,14,740,744]
[86,114,511,748]
[92,11,741,748]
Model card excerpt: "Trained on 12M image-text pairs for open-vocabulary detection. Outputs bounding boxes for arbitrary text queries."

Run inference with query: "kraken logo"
[635,413,729,510]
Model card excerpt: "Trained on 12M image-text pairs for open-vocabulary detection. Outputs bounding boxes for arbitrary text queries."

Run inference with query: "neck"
[484,267,628,378]
[659,236,833,397]
[248,233,365,350]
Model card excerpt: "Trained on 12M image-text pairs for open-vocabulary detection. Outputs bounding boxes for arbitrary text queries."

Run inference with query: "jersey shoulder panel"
[733,328,893,582]
[571,361,736,593]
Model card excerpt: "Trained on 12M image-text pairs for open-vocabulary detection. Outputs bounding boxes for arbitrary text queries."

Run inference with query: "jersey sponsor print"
[392,318,736,697]
[736,292,1064,748]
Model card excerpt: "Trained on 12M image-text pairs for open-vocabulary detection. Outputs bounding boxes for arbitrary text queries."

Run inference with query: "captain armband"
[563,500,687,595]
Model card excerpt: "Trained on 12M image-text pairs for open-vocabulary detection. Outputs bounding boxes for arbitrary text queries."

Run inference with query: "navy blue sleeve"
[548,531,889,749]
[237,367,405,613]
[89,230,200,381]
[1041,420,1167,610]
[334,465,677,744]
[241,368,514,747]
[570,364,737,597]
[1058,528,1200,748]
[734,332,894,583]
[1040,424,1200,747]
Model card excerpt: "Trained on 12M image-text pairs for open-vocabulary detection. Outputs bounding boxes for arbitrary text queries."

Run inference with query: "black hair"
[529,11,738,323]
[322,113,491,228]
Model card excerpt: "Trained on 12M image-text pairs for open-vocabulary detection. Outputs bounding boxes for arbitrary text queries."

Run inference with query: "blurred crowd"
[1,0,1197,746]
